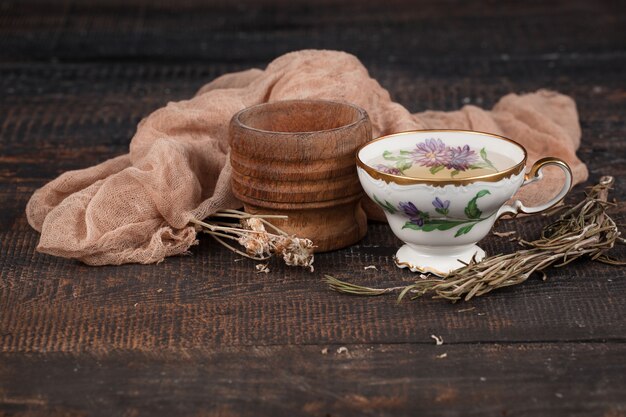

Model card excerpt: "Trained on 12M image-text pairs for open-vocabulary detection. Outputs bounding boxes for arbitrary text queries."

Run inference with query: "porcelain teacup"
[356,130,573,276]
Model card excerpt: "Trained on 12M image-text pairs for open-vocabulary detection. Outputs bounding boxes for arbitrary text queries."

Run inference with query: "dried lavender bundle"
[190,209,315,272]
[326,176,625,302]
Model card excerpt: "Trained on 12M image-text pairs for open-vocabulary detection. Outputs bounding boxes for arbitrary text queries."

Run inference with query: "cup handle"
[496,157,573,219]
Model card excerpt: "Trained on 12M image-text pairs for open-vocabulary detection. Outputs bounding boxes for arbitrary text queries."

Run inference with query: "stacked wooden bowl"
[229,99,372,252]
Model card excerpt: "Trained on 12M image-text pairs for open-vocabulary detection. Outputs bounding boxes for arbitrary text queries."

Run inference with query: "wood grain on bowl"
[230,99,372,252]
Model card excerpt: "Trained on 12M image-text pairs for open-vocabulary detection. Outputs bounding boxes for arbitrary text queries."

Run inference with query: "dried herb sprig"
[326,176,624,302]
[190,209,315,271]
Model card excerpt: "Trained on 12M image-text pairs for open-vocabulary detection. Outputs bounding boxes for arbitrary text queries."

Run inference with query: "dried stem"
[190,209,315,271]
[208,233,271,261]
[326,176,625,302]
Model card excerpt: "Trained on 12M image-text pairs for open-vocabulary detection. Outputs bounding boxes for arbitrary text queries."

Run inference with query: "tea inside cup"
[356,130,572,276]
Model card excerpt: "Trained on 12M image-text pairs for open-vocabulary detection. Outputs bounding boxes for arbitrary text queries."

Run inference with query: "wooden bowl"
[229,99,372,252]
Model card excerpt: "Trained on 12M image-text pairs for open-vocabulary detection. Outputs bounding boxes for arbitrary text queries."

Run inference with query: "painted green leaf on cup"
[382,150,395,160]
[372,194,397,214]
[429,165,445,175]
[464,190,490,219]
[454,223,476,237]
[480,147,497,171]
[396,160,413,172]
[403,219,467,232]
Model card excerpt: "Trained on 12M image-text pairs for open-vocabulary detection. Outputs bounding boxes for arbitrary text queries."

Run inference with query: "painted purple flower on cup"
[432,197,450,215]
[399,201,425,226]
[374,164,402,175]
[445,145,478,171]
[410,138,448,167]
[379,138,497,178]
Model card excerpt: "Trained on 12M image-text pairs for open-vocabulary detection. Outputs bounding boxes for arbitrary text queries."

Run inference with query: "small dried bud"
[237,233,271,257]
[241,217,266,232]
[271,235,315,272]
[238,218,272,257]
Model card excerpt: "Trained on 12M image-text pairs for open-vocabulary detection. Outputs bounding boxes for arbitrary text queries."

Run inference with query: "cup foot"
[394,244,485,277]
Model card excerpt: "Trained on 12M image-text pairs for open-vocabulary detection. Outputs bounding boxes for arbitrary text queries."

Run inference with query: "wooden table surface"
[1,0,625,416]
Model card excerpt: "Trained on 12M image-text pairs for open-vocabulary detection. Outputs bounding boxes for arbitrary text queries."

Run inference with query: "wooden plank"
[1,60,625,181]
[1,198,624,352]
[1,343,625,416]
[0,0,624,63]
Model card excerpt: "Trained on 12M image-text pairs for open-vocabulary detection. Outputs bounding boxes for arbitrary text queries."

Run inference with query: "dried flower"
[238,217,271,257]
[273,236,315,272]
[189,209,315,272]
[242,217,266,232]
[238,234,269,258]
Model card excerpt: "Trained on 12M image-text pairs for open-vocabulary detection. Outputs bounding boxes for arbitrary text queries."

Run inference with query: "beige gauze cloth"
[26,50,588,265]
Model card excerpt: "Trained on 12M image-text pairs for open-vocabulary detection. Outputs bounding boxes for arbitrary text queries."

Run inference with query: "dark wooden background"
[1,0,625,416]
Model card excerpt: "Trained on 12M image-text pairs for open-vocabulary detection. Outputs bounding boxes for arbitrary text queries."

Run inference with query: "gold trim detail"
[518,156,573,214]
[393,256,449,277]
[356,129,528,186]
